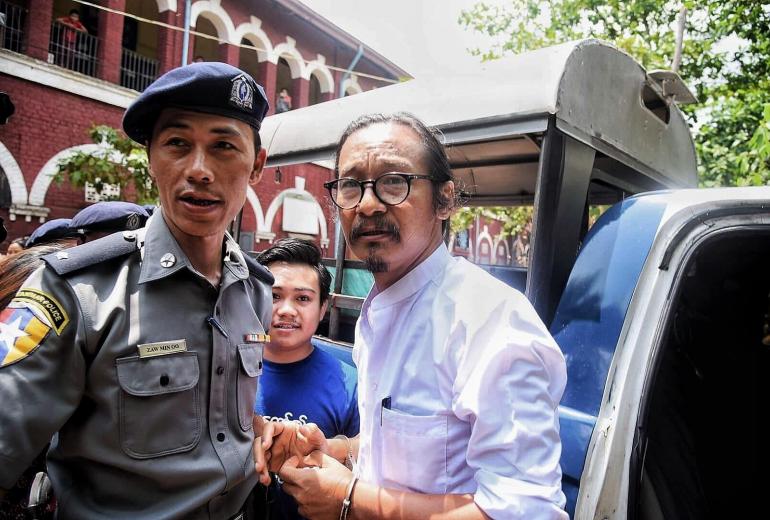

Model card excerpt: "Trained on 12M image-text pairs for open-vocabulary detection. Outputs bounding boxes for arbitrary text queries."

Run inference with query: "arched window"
[0,168,12,209]
[120,0,160,91]
[192,17,219,62]
[309,74,322,106]
[275,58,293,112]
[238,38,260,82]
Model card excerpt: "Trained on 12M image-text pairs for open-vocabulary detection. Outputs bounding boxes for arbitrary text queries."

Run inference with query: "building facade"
[0,0,407,253]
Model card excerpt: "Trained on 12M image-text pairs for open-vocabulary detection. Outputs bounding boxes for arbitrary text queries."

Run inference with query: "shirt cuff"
[473,468,569,520]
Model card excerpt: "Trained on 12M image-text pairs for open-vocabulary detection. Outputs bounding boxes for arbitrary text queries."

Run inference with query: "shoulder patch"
[0,307,52,367]
[43,231,139,276]
[12,288,69,334]
[244,254,275,286]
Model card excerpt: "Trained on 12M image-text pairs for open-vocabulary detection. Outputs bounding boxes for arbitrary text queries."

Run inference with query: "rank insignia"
[0,307,52,367]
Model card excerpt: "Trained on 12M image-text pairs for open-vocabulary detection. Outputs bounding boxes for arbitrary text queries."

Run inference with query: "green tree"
[458,0,770,187]
[55,125,156,204]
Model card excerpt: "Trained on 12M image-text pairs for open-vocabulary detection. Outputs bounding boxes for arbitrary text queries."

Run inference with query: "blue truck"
[256,40,763,519]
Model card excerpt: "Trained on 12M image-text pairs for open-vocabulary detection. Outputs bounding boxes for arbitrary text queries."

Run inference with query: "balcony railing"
[121,48,158,92]
[0,0,25,53]
[49,20,98,77]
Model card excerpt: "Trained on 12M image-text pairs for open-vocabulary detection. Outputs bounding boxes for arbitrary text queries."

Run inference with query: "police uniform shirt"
[0,211,271,519]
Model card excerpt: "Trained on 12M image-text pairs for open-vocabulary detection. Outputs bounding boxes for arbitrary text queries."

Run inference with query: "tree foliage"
[458,0,770,186]
[451,0,770,233]
[55,125,156,204]
[451,206,533,238]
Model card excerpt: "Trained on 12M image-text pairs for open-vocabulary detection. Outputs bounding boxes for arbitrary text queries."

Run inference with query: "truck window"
[633,230,770,520]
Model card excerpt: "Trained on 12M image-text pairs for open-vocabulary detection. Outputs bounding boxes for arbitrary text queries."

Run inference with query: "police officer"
[25,218,85,248]
[69,201,150,241]
[0,63,274,518]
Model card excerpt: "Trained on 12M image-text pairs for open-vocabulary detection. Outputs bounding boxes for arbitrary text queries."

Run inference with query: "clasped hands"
[253,416,354,519]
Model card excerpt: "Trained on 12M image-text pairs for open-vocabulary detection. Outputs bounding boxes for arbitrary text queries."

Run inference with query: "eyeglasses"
[324,173,433,210]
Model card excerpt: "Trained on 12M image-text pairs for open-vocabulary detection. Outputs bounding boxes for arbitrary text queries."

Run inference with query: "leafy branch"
[54,125,157,204]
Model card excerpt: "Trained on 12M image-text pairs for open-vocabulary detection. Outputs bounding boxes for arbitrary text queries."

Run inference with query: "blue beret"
[122,62,269,144]
[26,218,84,247]
[70,202,149,233]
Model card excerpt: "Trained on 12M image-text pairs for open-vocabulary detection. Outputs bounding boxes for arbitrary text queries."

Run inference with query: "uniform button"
[216,366,224,375]
[217,433,225,442]
[159,374,170,386]
[258,361,263,370]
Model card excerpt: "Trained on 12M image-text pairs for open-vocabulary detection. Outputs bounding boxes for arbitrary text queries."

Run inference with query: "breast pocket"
[116,352,201,459]
[379,406,449,494]
[237,343,263,431]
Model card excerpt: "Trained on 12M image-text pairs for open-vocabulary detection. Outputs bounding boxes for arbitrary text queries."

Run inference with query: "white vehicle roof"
[260,39,698,200]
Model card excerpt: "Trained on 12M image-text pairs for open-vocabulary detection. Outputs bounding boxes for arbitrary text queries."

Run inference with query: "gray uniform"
[0,212,272,519]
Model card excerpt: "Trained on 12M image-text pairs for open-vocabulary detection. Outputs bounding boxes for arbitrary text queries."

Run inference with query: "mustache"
[350,215,400,242]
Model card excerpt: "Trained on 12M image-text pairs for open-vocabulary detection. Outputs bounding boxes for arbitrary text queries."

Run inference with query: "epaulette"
[243,254,274,286]
[43,231,140,276]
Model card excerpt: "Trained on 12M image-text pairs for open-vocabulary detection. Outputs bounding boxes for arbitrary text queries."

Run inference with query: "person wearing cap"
[69,201,149,241]
[0,62,275,518]
[25,219,84,249]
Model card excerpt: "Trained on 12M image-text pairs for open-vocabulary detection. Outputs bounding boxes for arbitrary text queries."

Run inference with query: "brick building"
[0,0,408,253]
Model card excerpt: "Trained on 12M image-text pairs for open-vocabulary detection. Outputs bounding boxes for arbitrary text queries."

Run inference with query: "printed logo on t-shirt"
[263,412,309,425]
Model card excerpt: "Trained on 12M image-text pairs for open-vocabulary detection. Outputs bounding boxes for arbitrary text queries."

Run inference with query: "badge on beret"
[230,74,254,110]
[125,213,141,230]
[0,307,52,367]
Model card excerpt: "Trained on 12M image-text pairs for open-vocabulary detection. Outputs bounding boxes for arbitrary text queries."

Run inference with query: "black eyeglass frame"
[324,173,433,210]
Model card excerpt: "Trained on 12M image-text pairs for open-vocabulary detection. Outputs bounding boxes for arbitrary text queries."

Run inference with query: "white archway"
[492,235,512,265]
[306,55,335,93]
[475,225,494,264]
[263,183,329,247]
[271,37,306,78]
[341,74,362,95]
[29,144,105,207]
[234,17,273,62]
[190,0,236,43]
[0,140,28,205]
[156,0,177,12]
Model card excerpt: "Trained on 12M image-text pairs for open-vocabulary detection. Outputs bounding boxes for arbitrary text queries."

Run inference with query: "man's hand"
[252,415,327,484]
[279,451,353,520]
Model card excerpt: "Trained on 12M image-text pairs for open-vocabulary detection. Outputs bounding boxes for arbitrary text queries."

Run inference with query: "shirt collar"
[138,211,249,284]
[367,243,451,309]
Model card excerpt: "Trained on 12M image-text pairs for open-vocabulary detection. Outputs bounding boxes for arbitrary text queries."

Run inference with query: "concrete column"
[25,0,54,61]
[257,60,278,116]
[218,42,239,66]
[97,0,125,84]
[291,76,309,109]
[157,9,180,74]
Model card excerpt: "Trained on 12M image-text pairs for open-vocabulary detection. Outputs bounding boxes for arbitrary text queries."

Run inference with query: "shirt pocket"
[237,343,263,431]
[116,352,201,459]
[379,406,449,494]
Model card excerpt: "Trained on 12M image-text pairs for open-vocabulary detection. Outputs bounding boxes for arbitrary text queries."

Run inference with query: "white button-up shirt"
[353,244,568,519]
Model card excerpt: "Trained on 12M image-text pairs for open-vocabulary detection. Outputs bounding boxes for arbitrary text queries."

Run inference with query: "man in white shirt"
[261,113,568,519]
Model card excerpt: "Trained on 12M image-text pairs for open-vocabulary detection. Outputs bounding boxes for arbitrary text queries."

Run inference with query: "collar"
[137,211,249,284]
[367,243,451,310]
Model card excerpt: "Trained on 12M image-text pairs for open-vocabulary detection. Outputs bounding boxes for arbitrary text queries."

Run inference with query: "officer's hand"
[279,452,353,520]
[253,417,327,477]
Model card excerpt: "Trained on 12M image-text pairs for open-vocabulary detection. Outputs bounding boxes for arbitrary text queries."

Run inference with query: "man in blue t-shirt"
[255,238,359,519]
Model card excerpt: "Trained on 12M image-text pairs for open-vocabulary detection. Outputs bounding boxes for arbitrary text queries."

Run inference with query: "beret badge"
[230,74,254,110]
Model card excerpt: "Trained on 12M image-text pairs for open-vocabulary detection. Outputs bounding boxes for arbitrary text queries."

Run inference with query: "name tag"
[138,339,187,358]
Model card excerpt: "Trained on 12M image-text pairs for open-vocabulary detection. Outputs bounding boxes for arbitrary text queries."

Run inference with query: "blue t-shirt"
[255,347,359,520]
